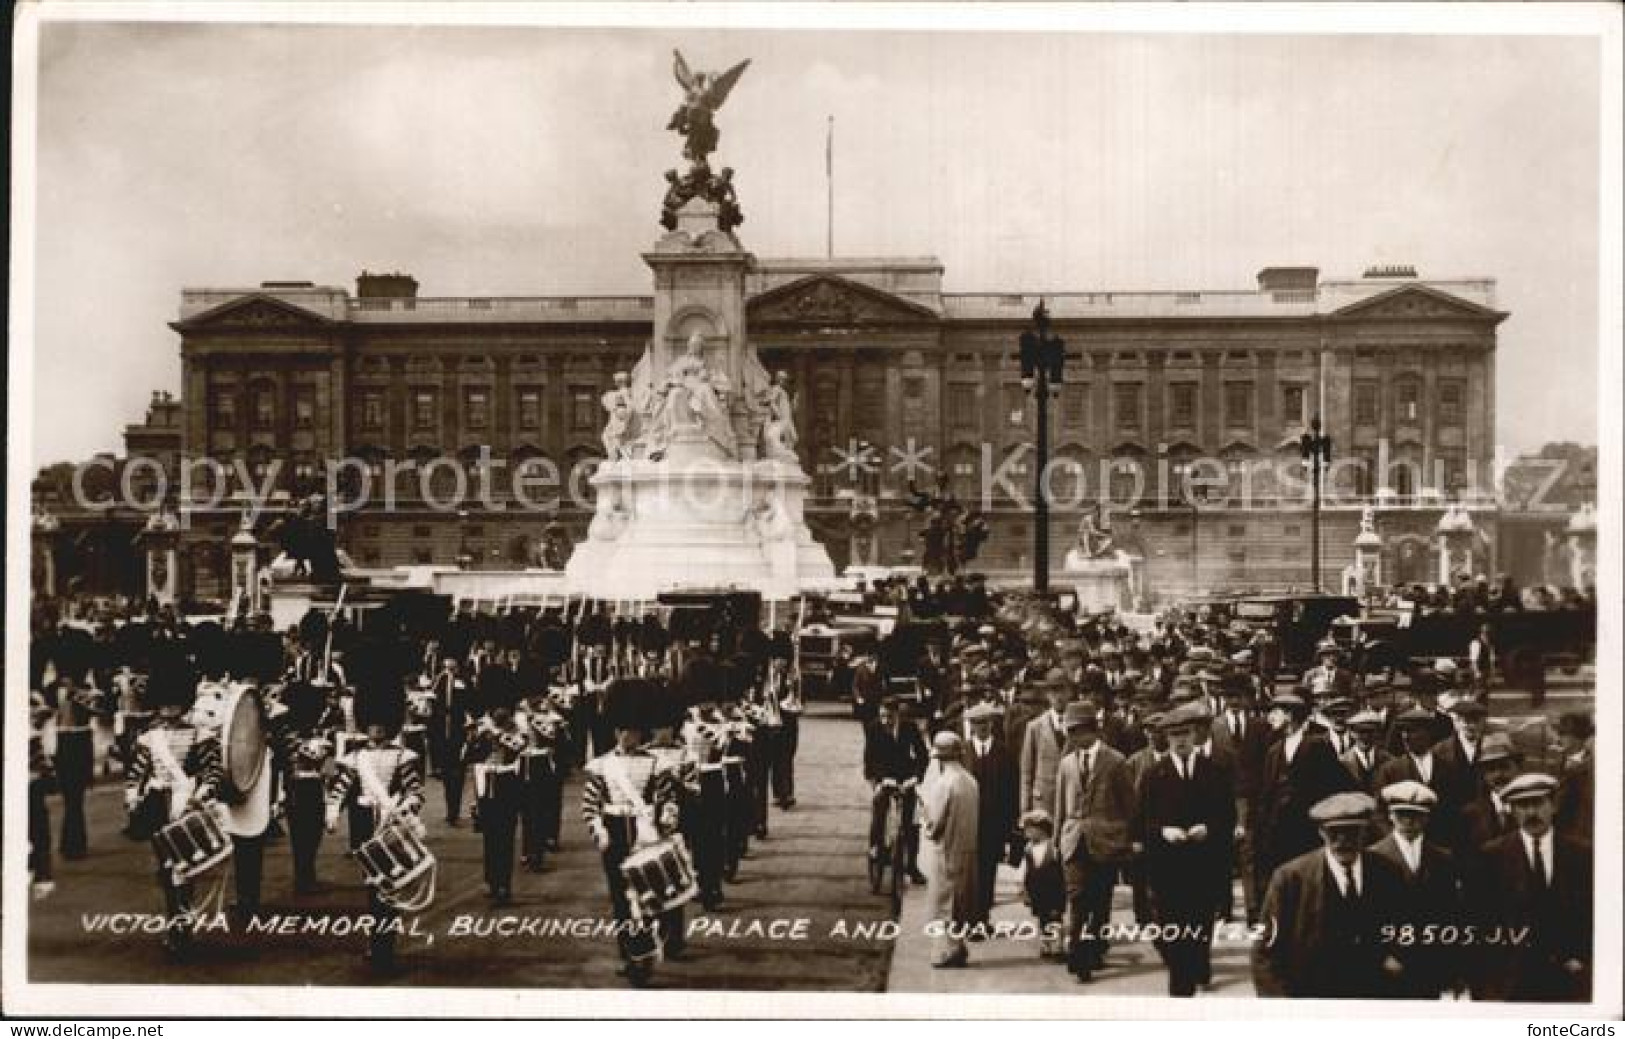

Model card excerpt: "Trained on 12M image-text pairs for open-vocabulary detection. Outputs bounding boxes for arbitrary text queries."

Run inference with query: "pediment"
[175,294,334,331]
[747,274,938,326]
[1332,284,1504,322]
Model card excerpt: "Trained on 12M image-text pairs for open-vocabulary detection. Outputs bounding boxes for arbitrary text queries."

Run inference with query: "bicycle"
[868,777,916,917]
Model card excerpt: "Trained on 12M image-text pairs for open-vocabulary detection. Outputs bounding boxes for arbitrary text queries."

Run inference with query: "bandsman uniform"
[465,707,528,902]
[324,684,425,972]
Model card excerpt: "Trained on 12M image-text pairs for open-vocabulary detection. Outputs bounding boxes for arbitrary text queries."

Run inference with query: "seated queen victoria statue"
[642,332,736,461]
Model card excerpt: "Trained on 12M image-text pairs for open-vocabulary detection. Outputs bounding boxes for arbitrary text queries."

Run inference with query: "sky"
[25,13,1606,467]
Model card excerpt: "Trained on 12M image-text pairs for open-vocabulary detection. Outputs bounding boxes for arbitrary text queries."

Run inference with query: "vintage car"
[1331,604,1595,684]
[1231,593,1363,676]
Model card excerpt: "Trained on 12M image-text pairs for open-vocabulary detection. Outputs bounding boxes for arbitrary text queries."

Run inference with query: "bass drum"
[219,685,273,837]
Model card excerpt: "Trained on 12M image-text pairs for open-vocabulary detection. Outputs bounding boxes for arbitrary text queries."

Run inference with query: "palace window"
[1439,379,1465,426]
[210,390,236,431]
[1395,376,1422,423]
[1003,384,1026,427]
[413,389,437,431]
[517,387,543,431]
[570,386,597,432]
[1224,382,1253,428]
[1063,384,1087,428]
[1169,383,1196,430]
[948,383,977,428]
[1114,383,1142,433]
[464,387,490,431]
[1281,384,1306,428]
[902,375,927,427]
[361,392,385,432]
[1354,381,1379,425]
[293,385,316,429]
[251,384,276,431]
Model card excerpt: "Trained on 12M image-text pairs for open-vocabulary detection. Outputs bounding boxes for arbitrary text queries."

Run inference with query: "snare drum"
[152,803,232,884]
[355,815,433,895]
[619,836,698,921]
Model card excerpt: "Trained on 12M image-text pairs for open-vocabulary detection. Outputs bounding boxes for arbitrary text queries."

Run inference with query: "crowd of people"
[848,584,1594,1000]
[24,573,1597,999]
[27,594,803,984]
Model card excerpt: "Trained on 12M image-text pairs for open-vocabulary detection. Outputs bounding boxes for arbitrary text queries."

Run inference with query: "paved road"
[27,704,895,992]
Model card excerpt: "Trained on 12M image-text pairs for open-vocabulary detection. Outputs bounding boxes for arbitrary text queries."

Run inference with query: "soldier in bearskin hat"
[581,676,682,985]
[278,680,333,894]
[324,645,425,973]
[124,645,223,958]
[641,677,700,958]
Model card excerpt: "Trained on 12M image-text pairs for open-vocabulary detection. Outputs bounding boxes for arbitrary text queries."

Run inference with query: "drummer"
[643,681,700,959]
[124,652,223,959]
[581,678,682,985]
[466,704,527,904]
[324,669,424,973]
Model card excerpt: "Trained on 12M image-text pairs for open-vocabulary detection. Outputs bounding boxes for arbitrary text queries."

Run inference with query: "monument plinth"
[564,54,834,599]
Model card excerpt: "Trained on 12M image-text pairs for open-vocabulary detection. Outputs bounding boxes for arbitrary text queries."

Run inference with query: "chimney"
[356,271,420,299]
[1256,267,1319,293]
[1362,264,1418,279]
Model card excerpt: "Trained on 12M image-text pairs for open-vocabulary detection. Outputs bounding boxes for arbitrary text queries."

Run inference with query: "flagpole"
[825,115,833,259]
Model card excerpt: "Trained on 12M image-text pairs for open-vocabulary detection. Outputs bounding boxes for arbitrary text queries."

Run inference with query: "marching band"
[28,594,798,984]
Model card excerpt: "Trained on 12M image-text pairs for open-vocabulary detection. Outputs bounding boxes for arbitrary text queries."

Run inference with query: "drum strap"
[149,730,194,816]
[604,756,656,847]
[356,750,399,818]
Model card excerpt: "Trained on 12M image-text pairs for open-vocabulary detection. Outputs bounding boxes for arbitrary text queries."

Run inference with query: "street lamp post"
[1299,416,1333,592]
[1019,301,1067,593]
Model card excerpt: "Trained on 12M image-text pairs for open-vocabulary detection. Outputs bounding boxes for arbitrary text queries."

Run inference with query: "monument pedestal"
[565,446,834,600]
[1062,554,1134,613]
[561,193,835,601]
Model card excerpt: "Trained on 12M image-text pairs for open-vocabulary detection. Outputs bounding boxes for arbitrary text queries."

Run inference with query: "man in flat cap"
[1467,773,1591,1002]
[1256,690,1357,899]
[1019,670,1073,821]
[1340,710,1393,794]
[1254,791,1409,998]
[963,701,1016,927]
[864,696,930,885]
[1055,702,1135,982]
[1457,732,1524,862]
[921,731,980,967]
[1368,781,1464,998]
[1431,695,1491,835]
[1139,702,1237,996]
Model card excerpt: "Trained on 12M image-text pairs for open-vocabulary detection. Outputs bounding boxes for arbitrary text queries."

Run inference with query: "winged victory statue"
[667,50,751,166]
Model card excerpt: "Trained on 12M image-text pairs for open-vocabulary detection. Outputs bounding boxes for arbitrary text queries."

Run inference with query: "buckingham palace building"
[38,259,1531,606]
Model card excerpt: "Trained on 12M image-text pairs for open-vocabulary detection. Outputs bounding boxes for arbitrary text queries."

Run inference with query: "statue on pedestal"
[643,332,734,460]
[1074,504,1117,560]
[758,370,798,462]
[600,372,639,460]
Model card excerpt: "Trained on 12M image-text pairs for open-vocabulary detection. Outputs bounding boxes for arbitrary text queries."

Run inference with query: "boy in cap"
[1253,792,1408,998]
[1368,781,1463,998]
[1018,808,1067,959]
[1468,773,1591,1002]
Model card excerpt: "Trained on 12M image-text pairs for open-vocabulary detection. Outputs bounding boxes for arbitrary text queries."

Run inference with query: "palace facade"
[40,260,1546,605]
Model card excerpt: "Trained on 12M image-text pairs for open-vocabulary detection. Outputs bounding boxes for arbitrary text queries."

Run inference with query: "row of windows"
[212,374,1471,441]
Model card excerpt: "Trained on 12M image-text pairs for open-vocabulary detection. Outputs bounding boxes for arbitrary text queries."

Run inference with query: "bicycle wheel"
[868,842,886,894]
[888,832,906,917]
